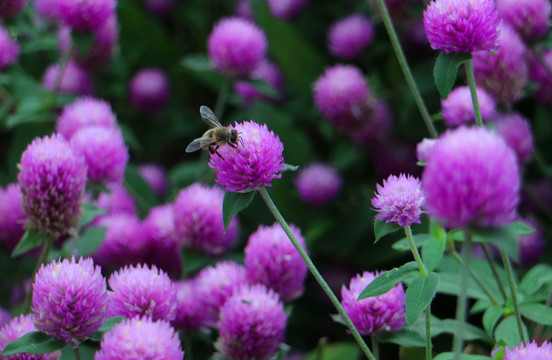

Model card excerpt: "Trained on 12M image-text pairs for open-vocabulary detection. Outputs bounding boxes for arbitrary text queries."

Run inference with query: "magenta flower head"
[56,97,117,140]
[441,86,497,127]
[93,184,136,218]
[42,61,93,96]
[129,68,169,112]
[267,0,307,19]
[530,50,552,105]
[208,17,267,77]
[35,0,59,19]
[0,184,26,252]
[107,264,176,322]
[0,314,61,360]
[245,223,308,302]
[143,0,173,15]
[492,113,533,165]
[215,284,287,360]
[18,134,87,239]
[422,126,520,228]
[70,126,128,185]
[416,138,437,163]
[32,257,107,347]
[328,14,375,60]
[371,174,424,227]
[208,121,285,193]
[0,25,19,71]
[503,340,552,360]
[196,261,248,327]
[0,308,11,328]
[56,0,116,31]
[423,0,500,54]
[172,279,207,331]
[516,218,546,266]
[294,163,343,206]
[341,271,406,335]
[496,0,551,41]
[138,164,168,197]
[235,60,284,105]
[0,0,27,18]
[95,317,183,360]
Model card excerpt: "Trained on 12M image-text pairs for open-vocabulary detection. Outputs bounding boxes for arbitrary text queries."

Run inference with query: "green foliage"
[373,219,401,243]
[1,331,66,355]
[358,262,418,299]
[405,272,439,325]
[433,52,472,98]
[222,191,255,231]
[12,229,49,257]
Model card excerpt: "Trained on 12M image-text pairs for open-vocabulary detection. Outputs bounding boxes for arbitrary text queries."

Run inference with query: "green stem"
[464,60,483,126]
[453,230,472,360]
[23,236,54,314]
[73,347,82,360]
[404,226,428,278]
[371,336,379,360]
[47,43,74,110]
[257,187,375,360]
[374,0,438,138]
[481,243,508,302]
[214,77,231,120]
[500,250,526,344]
[426,304,432,360]
[451,249,500,306]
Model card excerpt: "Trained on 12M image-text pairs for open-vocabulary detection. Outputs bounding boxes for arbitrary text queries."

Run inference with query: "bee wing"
[199,105,223,128]
[185,136,218,153]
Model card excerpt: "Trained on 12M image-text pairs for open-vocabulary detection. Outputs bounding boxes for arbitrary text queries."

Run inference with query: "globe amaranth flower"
[235,60,284,105]
[341,271,406,335]
[215,284,287,360]
[143,0,173,15]
[106,264,176,322]
[56,97,118,140]
[209,121,285,192]
[70,126,128,185]
[208,17,267,77]
[129,68,169,112]
[516,218,546,266]
[530,50,552,105]
[492,113,533,165]
[138,164,168,198]
[441,86,497,127]
[0,0,27,18]
[423,0,500,54]
[422,126,520,228]
[0,184,27,252]
[502,340,552,360]
[42,61,93,96]
[18,134,87,239]
[294,163,342,206]
[328,14,375,60]
[496,0,551,41]
[267,0,307,20]
[172,279,207,331]
[245,223,308,302]
[0,25,19,71]
[56,0,116,31]
[371,174,424,227]
[32,257,107,348]
[0,314,61,360]
[95,317,183,360]
[173,183,239,255]
[416,138,437,163]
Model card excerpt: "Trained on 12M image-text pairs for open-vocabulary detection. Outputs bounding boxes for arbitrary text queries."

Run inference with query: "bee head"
[229,130,239,145]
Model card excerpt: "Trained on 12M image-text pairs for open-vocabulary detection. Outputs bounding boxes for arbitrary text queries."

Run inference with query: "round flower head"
[208,121,285,192]
[0,314,61,360]
[93,183,136,219]
[516,218,546,266]
[530,50,552,105]
[0,0,27,18]
[423,0,500,54]
[129,68,169,112]
[503,340,552,360]
[416,138,437,163]
[371,174,424,227]
[42,61,93,96]
[441,86,497,127]
[95,317,183,360]
[235,60,284,105]
[32,257,107,347]
[422,126,520,228]
[215,284,287,360]
[294,163,343,206]
[107,264,176,322]
[496,0,551,41]
[0,25,19,71]
[172,279,207,331]
[208,17,267,77]
[195,261,248,327]
[56,0,116,31]
[328,14,375,60]
[138,164,168,198]
[349,100,394,145]
[18,134,87,239]
[492,113,533,165]
[143,0,173,15]
[341,271,406,335]
[70,126,128,185]
[0,184,27,252]
[56,97,117,140]
[245,223,308,302]
[267,0,307,19]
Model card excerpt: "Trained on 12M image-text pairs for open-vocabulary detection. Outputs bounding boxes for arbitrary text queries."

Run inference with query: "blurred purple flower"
[56,97,118,140]
[0,0,27,18]
[492,113,533,165]
[129,68,169,112]
[441,86,496,127]
[42,61,93,95]
[416,138,437,163]
[56,0,116,31]
[267,0,307,20]
[0,308,11,329]
[0,184,26,252]
[93,183,137,218]
[138,164,168,198]
[503,340,552,360]
[35,0,59,19]
[372,174,424,227]
[496,0,551,41]
[143,0,173,15]
[234,0,253,21]
[517,218,546,266]
[235,60,284,105]
[0,314,61,360]
[295,163,342,206]
[328,14,374,60]
[530,50,552,105]
[0,25,19,70]
[172,279,206,331]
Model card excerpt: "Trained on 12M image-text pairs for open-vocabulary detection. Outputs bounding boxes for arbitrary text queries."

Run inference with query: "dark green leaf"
[520,303,552,325]
[392,233,432,252]
[519,264,552,295]
[75,227,106,256]
[422,230,446,272]
[89,316,125,341]
[436,272,491,301]
[71,30,95,56]
[433,353,491,360]
[78,203,107,228]
[181,54,223,92]
[482,306,503,336]
[1,331,66,355]
[430,317,491,341]
[358,262,418,299]
[223,191,255,231]
[373,219,401,243]
[377,329,426,347]
[303,342,360,360]
[433,52,472,98]
[470,299,492,314]
[494,316,528,347]
[12,229,49,257]
[405,272,439,325]
[471,226,519,262]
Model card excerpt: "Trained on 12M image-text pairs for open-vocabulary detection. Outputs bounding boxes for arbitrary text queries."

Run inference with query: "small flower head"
[107,264,176,322]
[215,284,287,360]
[267,0,307,19]
[503,340,552,360]
[371,174,424,227]
[0,25,19,70]
[441,86,497,127]
[492,113,533,165]
[56,97,118,140]
[32,257,107,347]
[95,317,183,360]
[341,271,406,335]
[234,60,284,105]
[328,14,375,60]
[496,0,551,41]
[208,17,267,77]
[0,308,11,329]
[416,138,437,163]
[18,134,87,239]
[42,61,93,96]
[138,164,168,198]
[143,0,173,15]
[0,314,61,360]
[516,218,546,266]
[349,100,394,145]
[56,0,116,31]
[129,68,169,112]
[530,50,552,105]
[0,0,27,18]
[93,184,136,218]
[422,126,520,228]
[172,279,207,331]
[294,163,343,206]
[423,0,500,54]
[208,121,285,193]
[0,184,26,252]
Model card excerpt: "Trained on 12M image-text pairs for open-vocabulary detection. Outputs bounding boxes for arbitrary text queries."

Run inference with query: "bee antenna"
[238,136,245,148]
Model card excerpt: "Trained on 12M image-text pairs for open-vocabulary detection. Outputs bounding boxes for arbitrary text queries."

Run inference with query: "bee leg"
[213,146,225,160]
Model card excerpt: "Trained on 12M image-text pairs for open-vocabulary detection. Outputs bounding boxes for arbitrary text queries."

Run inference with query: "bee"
[185,105,243,158]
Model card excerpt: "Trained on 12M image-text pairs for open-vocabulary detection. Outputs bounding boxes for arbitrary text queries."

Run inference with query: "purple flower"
[234,0,253,21]
[93,184,136,218]
[0,314,61,360]
[0,184,27,252]
[349,100,393,145]
[0,25,19,70]
[245,223,308,302]
[56,0,116,31]
[328,14,375,60]
[95,317,183,360]
[294,163,342,206]
[441,86,497,127]
[35,0,59,19]
[0,308,11,329]
[234,60,284,105]
[341,271,406,335]
[530,50,552,105]
[492,113,533,165]
[516,218,546,266]
[143,0,173,15]
[208,121,285,193]
[496,0,551,41]
[423,0,500,54]
[18,134,87,239]
[138,164,168,198]
[503,340,552,360]
[422,126,520,228]
[208,17,267,77]
[56,97,118,140]
[172,279,207,331]
[215,284,287,360]
[416,138,437,163]
[371,174,424,227]
[129,68,169,112]
[42,61,93,96]
[106,264,176,322]
[32,257,107,347]
[267,0,307,19]
[0,0,27,18]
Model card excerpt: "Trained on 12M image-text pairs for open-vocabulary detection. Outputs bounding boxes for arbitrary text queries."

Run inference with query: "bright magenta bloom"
[0,314,61,360]
[503,340,552,360]
[328,14,374,60]
[56,97,118,140]
[496,0,551,41]
[530,50,552,105]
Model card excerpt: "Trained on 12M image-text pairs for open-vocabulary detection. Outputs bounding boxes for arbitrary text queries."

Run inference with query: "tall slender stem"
[500,250,526,344]
[23,236,54,314]
[426,304,432,360]
[374,0,438,138]
[214,78,231,120]
[464,60,483,126]
[73,347,82,360]
[258,188,376,360]
[48,43,74,110]
[371,336,379,360]
[451,249,500,306]
[481,244,508,302]
[453,230,472,360]
[404,226,428,278]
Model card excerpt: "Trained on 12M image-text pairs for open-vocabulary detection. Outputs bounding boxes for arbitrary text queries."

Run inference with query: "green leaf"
[519,264,552,296]
[494,316,528,347]
[422,228,446,272]
[471,225,519,262]
[373,219,401,243]
[433,353,492,360]
[71,30,95,56]
[1,331,66,355]
[482,306,503,336]
[433,52,472,98]
[123,165,158,218]
[222,191,255,231]
[377,328,426,347]
[392,233,432,252]
[436,272,490,301]
[75,226,106,256]
[405,272,439,325]
[181,54,223,92]
[89,316,125,341]
[281,164,299,173]
[78,203,107,228]
[303,342,360,360]
[12,229,49,257]
[358,262,418,299]
[520,303,552,325]
[430,317,491,341]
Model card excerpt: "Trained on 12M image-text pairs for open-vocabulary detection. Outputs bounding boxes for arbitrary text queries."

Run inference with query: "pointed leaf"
[405,272,439,325]
[377,328,426,347]
[392,233,432,252]
[1,331,66,355]
[71,30,95,56]
[494,316,528,347]
[422,230,446,272]
[520,303,552,326]
[519,264,552,295]
[12,229,49,258]
[222,191,255,231]
[433,353,492,360]
[482,305,503,336]
[89,316,125,341]
[471,225,519,261]
[75,226,106,256]
[78,203,106,228]
[373,219,401,243]
[358,262,418,299]
[433,52,472,98]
